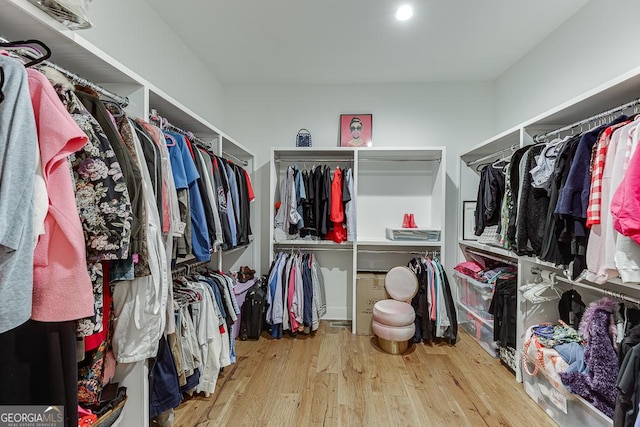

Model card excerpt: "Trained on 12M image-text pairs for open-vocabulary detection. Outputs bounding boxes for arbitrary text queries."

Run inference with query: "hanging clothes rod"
[530,267,640,306]
[171,259,211,278]
[0,35,130,106]
[222,151,249,167]
[41,61,130,106]
[274,246,352,252]
[358,249,440,256]
[149,109,212,147]
[274,158,354,163]
[163,122,211,147]
[534,97,640,142]
[358,158,441,163]
[466,144,520,167]
[465,248,518,266]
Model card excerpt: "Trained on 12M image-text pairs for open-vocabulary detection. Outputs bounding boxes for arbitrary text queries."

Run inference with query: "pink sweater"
[611,126,640,245]
[28,69,94,322]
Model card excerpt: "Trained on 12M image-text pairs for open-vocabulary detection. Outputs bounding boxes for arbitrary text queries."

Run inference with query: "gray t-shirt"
[0,56,37,333]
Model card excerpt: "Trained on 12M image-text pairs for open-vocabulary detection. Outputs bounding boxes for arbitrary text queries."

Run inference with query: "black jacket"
[474,164,505,236]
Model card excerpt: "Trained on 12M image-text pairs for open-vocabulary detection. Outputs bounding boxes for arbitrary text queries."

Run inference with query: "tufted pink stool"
[372,266,418,354]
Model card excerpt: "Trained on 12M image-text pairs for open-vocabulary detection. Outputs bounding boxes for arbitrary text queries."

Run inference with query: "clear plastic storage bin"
[523,360,612,427]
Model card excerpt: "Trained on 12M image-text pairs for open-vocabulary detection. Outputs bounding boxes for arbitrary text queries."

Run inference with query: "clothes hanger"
[164,132,177,147]
[103,99,125,118]
[475,162,488,172]
[0,39,51,67]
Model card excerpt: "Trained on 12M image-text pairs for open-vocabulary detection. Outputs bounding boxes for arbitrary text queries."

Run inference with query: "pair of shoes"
[238,266,256,283]
[401,214,418,228]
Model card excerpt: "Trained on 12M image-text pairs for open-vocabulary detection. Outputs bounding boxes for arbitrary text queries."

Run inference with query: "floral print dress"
[53,84,133,337]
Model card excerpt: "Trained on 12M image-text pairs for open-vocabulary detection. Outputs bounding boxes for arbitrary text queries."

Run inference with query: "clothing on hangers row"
[409,256,457,345]
[266,251,327,338]
[274,164,355,243]
[473,111,640,286]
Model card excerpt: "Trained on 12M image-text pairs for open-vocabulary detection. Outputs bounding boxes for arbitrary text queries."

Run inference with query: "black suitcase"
[239,280,268,340]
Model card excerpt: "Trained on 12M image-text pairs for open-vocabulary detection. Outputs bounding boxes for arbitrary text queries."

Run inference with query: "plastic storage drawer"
[523,368,612,427]
[453,272,494,319]
[457,303,498,358]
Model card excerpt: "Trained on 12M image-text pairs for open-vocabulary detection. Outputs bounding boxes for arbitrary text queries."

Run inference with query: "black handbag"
[296,129,312,147]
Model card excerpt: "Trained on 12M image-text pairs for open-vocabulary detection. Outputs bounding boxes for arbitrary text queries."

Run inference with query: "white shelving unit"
[457,59,640,427]
[0,2,254,426]
[269,147,446,333]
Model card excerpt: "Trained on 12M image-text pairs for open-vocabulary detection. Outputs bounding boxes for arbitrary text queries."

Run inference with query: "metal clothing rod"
[466,144,520,167]
[275,158,354,163]
[465,248,518,266]
[534,97,640,142]
[530,267,640,306]
[358,250,440,256]
[149,109,212,147]
[163,122,211,147]
[274,246,352,252]
[358,158,441,163]
[171,259,211,278]
[0,36,129,106]
[40,61,130,106]
[222,151,249,167]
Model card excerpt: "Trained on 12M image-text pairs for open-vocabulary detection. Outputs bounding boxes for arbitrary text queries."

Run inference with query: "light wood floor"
[172,321,555,426]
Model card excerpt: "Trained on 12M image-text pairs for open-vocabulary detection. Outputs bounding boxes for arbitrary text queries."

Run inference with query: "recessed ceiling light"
[396,5,413,21]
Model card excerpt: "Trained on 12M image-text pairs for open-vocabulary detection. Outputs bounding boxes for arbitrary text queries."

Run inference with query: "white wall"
[223,82,495,274]
[495,0,640,132]
[81,0,225,124]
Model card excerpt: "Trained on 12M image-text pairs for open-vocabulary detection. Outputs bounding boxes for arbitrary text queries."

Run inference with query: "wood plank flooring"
[172,321,555,426]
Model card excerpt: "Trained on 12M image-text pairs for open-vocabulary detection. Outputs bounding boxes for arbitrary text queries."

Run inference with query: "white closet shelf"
[273,147,355,161]
[1,0,144,86]
[458,240,518,260]
[274,240,353,247]
[461,129,520,166]
[460,242,640,294]
[358,239,441,247]
[357,147,444,162]
[221,242,254,255]
[149,88,222,140]
[221,135,254,163]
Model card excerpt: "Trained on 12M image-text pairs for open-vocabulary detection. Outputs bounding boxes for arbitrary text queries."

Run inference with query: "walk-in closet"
[3,1,640,426]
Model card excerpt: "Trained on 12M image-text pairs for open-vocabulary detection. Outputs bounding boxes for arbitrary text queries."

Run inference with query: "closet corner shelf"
[517,255,640,295]
[222,243,252,255]
[519,255,563,270]
[458,240,518,260]
[273,240,353,248]
[358,239,442,247]
[457,301,494,328]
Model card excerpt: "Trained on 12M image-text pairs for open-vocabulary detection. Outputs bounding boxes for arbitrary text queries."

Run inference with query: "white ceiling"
[146,0,589,85]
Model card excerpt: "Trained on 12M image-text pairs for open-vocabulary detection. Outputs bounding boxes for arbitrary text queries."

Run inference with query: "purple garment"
[559,297,618,417]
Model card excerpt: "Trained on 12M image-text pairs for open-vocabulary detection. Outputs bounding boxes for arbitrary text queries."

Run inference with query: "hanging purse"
[296,129,312,147]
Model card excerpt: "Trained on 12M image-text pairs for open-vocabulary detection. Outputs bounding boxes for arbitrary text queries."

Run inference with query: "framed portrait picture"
[340,114,372,147]
[462,201,478,241]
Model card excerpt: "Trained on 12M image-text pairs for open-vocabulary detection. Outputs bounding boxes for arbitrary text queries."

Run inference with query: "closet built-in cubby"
[269,147,446,333]
[458,59,640,427]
